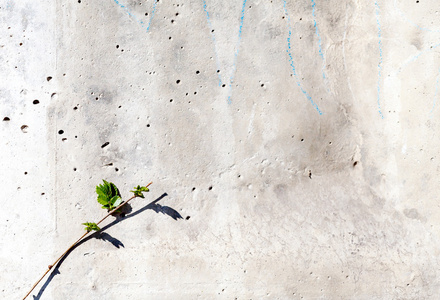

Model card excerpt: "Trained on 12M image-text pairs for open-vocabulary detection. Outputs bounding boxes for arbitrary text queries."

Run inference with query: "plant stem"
[23,182,153,300]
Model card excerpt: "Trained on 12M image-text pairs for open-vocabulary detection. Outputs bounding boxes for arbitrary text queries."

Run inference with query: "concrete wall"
[2,0,440,299]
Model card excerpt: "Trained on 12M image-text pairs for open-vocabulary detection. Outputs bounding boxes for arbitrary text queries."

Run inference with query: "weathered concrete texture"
[2,0,440,299]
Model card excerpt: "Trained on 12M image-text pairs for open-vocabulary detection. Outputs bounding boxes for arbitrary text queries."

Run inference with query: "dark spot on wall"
[116,45,119,49]
[73,106,78,110]
[308,170,312,179]
[3,117,10,121]
[73,168,77,171]
[261,83,264,87]
[41,192,45,195]
[51,93,56,98]
[21,125,28,133]
[78,0,81,3]
[33,99,39,104]
[46,76,52,82]
[169,99,173,102]
[62,138,67,141]
[176,79,181,84]
[301,138,304,142]
[101,142,110,148]
[146,124,150,127]
[58,130,64,134]
[192,187,196,191]
[24,171,28,175]
[196,70,200,74]
[222,84,226,87]
[115,168,119,172]
[186,216,190,220]
[208,186,213,190]
[353,161,358,167]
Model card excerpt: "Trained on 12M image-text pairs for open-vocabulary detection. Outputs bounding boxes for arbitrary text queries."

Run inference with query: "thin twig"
[22,182,153,300]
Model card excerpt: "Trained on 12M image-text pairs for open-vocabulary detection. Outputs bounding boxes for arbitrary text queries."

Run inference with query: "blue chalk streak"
[202,0,223,87]
[375,1,384,119]
[311,0,327,81]
[147,0,159,32]
[113,0,157,33]
[227,0,247,104]
[282,0,323,115]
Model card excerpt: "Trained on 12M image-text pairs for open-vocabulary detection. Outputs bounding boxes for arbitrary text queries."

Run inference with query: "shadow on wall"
[32,193,182,300]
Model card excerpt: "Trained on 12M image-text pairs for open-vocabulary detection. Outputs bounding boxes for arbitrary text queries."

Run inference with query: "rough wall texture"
[2,0,440,299]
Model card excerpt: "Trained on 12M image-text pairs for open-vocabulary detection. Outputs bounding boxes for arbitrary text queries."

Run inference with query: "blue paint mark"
[202,0,223,87]
[374,1,384,119]
[430,68,440,117]
[227,0,247,104]
[113,0,158,32]
[203,0,248,104]
[282,0,323,115]
[311,0,327,83]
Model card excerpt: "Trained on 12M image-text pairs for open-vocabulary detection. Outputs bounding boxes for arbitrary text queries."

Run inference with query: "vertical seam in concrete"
[374,0,384,119]
[202,0,223,87]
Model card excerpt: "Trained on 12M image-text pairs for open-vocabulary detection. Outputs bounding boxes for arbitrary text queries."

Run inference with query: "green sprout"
[82,222,100,232]
[130,185,150,198]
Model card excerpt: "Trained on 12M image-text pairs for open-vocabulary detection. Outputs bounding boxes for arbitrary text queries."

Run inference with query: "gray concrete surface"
[2,0,440,299]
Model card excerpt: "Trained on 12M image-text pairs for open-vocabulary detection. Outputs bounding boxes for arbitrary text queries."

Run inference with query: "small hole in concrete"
[73,106,78,110]
[3,117,10,121]
[208,186,213,190]
[41,192,45,195]
[186,216,190,220]
[47,76,52,82]
[353,161,358,167]
[169,99,173,102]
[101,142,110,148]
[62,138,67,141]
[115,168,119,172]
[21,125,29,133]
[58,130,64,134]
[176,79,181,84]
[196,70,200,74]
[146,124,150,127]
[73,168,77,171]
[192,187,196,191]
[301,138,304,142]
[222,84,226,88]
[24,172,28,175]
[33,99,39,105]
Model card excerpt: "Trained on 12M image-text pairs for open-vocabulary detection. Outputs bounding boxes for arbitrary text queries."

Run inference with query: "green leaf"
[96,179,121,210]
[82,222,100,232]
[113,197,123,207]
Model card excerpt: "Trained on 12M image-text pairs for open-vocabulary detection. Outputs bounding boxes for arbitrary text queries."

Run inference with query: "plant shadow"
[33,193,181,300]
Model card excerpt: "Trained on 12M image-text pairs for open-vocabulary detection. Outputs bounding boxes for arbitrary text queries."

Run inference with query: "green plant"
[23,180,152,300]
